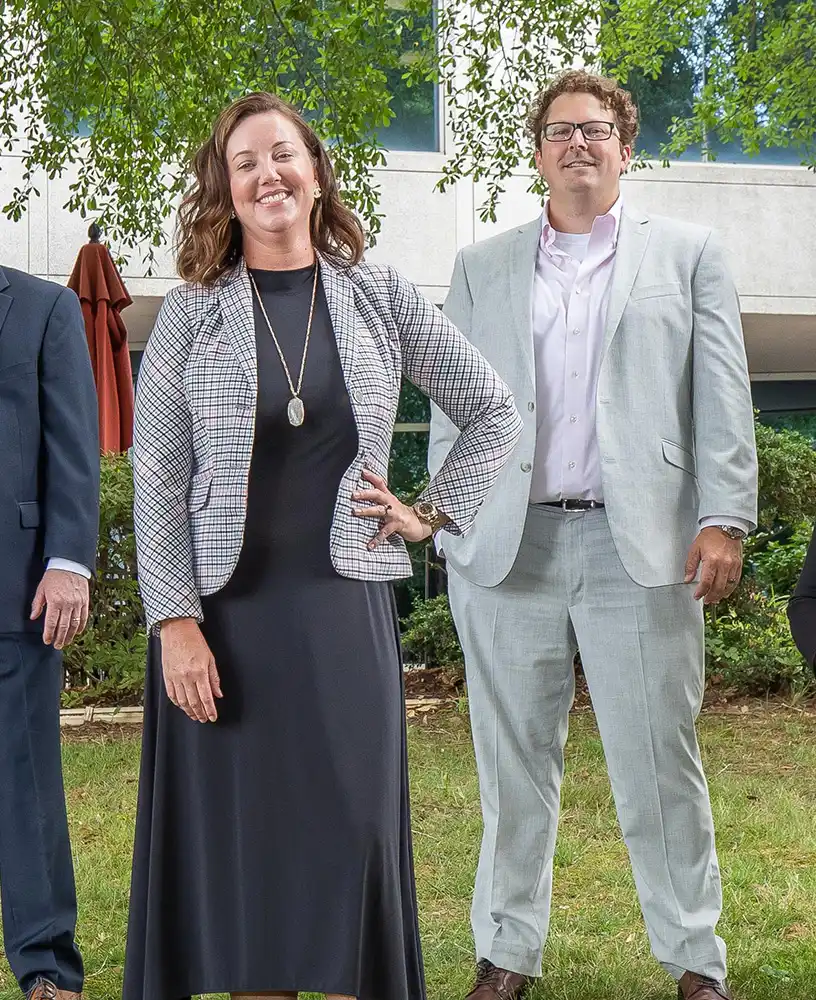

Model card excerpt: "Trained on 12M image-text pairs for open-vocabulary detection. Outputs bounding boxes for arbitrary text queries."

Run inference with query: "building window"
[374,2,439,151]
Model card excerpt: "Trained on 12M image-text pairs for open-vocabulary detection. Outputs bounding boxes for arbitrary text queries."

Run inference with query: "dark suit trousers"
[0,634,83,994]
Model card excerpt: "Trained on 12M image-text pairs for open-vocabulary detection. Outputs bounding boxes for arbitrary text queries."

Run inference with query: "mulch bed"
[59,668,815,743]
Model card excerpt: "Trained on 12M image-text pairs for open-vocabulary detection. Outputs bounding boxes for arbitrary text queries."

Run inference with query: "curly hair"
[526,70,639,150]
[176,93,365,285]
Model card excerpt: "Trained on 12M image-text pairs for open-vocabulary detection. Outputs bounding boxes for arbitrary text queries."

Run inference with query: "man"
[429,70,757,1000]
[788,526,816,670]
[0,265,99,1000]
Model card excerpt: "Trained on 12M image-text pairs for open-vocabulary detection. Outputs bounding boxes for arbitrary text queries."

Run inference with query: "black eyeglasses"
[543,121,617,142]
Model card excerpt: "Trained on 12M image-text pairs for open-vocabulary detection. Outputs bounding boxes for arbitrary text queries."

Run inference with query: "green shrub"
[755,420,816,530]
[705,582,807,694]
[62,452,146,706]
[749,520,813,597]
[401,594,464,681]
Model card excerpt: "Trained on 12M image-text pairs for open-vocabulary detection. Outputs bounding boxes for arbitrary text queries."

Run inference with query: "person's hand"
[160,618,223,723]
[30,569,90,649]
[684,527,744,605]
[352,470,433,549]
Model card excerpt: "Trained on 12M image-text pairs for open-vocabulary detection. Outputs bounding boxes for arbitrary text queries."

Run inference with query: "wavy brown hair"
[526,70,639,150]
[176,93,365,285]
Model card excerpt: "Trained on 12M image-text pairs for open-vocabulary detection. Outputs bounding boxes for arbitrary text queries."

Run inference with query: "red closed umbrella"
[68,224,134,453]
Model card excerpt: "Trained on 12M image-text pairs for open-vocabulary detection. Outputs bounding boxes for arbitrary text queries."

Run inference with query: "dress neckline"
[249,263,317,294]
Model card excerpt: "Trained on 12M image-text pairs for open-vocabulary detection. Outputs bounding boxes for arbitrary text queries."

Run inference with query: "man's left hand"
[30,569,91,648]
[684,527,744,605]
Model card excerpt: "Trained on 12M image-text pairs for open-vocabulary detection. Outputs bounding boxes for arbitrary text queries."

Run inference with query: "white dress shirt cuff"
[47,558,92,579]
[699,516,752,536]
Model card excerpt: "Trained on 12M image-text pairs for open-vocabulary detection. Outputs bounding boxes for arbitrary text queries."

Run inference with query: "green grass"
[1,708,815,1000]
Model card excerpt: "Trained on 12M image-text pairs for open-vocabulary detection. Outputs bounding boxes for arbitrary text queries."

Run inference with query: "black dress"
[123,264,425,1000]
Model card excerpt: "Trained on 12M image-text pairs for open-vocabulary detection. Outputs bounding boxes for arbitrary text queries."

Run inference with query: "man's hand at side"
[684,527,744,605]
[30,569,90,648]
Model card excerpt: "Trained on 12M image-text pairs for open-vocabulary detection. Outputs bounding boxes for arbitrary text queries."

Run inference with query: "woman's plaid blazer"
[133,253,522,630]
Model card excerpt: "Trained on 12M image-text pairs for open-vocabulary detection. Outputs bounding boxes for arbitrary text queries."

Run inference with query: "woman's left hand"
[352,470,433,549]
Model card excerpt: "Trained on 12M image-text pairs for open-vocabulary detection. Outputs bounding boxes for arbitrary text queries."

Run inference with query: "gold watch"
[412,499,447,533]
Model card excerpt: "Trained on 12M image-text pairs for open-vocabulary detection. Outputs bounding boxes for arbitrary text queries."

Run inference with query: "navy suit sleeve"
[40,287,100,570]
[788,528,816,671]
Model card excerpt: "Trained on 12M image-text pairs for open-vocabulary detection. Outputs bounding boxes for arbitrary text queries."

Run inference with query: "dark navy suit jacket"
[0,266,99,632]
[788,527,816,672]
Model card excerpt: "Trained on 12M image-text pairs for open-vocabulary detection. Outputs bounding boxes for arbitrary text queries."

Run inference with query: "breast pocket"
[630,282,683,301]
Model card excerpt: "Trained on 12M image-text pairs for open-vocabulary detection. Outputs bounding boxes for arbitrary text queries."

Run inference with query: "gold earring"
[313,186,322,199]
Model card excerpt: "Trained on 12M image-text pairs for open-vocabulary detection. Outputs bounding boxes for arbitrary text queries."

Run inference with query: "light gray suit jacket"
[428,204,758,590]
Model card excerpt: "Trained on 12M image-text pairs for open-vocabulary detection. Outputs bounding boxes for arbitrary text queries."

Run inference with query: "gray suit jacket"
[429,204,758,589]
[133,254,522,631]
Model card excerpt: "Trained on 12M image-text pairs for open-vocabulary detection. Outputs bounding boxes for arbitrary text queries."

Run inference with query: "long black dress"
[123,264,425,1000]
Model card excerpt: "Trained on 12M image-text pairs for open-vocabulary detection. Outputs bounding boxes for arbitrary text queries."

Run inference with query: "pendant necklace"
[248,261,319,427]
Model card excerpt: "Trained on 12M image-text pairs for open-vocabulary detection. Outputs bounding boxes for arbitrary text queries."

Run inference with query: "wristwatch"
[716,524,747,541]
[412,499,447,533]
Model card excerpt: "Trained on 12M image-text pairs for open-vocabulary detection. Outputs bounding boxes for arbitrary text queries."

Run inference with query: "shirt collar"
[540,196,623,253]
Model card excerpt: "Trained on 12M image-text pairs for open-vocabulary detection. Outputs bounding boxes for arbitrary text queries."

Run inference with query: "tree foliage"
[603,0,816,166]
[0,0,433,265]
[0,0,813,262]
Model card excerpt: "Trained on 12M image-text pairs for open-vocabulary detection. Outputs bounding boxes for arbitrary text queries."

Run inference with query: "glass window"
[374,3,438,151]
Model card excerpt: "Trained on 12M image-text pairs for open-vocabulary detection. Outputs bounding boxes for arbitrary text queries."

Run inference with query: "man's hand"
[684,527,744,605]
[30,569,90,648]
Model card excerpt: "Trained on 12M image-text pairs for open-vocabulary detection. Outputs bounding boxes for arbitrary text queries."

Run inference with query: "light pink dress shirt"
[529,197,749,536]
[530,198,620,504]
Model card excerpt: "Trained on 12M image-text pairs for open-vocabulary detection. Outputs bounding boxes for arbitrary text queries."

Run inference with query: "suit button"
[527,401,535,412]
[520,462,532,473]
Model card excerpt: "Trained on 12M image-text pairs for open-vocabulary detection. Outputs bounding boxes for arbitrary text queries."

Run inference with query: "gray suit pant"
[448,504,726,981]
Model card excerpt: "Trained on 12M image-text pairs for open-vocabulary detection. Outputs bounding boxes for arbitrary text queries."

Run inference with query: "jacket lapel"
[0,268,11,338]
[507,220,541,384]
[601,206,650,361]
[215,258,258,390]
[317,252,358,386]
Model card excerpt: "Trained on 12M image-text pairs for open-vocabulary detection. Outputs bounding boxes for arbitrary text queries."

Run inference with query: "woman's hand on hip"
[352,470,433,549]
[159,618,223,723]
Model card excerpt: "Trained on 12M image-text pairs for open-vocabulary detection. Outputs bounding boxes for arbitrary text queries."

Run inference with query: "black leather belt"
[540,499,605,511]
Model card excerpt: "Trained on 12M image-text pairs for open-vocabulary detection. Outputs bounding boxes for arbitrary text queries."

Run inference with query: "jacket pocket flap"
[188,470,213,512]
[18,501,41,528]
[662,440,696,476]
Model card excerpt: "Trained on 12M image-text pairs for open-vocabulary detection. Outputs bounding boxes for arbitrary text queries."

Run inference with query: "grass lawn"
[0,707,814,1000]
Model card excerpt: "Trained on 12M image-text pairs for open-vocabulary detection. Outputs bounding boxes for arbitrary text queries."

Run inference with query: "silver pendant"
[287,396,305,426]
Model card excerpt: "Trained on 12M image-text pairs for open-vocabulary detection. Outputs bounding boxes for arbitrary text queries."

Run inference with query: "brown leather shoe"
[678,971,733,1000]
[25,978,82,1000]
[465,959,532,1000]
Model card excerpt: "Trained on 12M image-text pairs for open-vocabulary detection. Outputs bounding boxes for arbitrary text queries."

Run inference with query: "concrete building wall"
[2,145,815,382]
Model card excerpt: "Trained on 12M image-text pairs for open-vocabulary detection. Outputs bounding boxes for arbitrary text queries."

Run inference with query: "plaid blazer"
[133,254,522,630]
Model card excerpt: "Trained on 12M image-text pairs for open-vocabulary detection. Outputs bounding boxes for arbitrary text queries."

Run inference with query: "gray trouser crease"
[448,504,726,981]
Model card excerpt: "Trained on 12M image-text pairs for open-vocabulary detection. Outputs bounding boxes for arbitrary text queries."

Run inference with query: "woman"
[788,526,816,670]
[124,92,522,1000]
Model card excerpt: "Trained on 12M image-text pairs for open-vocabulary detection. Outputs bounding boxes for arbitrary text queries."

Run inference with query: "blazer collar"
[601,205,651,360]
[214,252,359,394]
[0,267,12,339]
[508,219,543,383]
